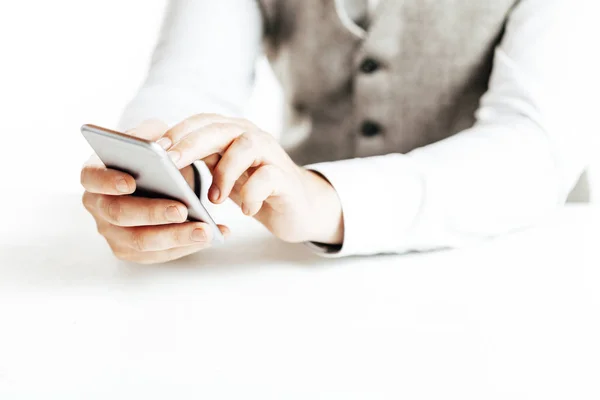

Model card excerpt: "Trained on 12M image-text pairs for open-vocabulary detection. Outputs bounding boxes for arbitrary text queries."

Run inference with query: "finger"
[112,242,210,265]
[108,224,230,265]
[217,224,231,238]
[228,171,253,207]
[239,165,287,216]
[180,165,196,190]
[106,222,215,252]
[209,132,264,204]
[125,119,169,141]
[167,123,249,169]
[81,156,136,195]
[162,114,253,149]
[203,154,221,173]
[83,193,188,227]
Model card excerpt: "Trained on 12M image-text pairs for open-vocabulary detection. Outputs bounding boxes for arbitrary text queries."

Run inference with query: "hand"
[158,113,344,244]
[80,119,229,264]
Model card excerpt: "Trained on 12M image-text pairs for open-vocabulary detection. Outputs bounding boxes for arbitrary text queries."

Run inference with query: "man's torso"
[258,0,518,165]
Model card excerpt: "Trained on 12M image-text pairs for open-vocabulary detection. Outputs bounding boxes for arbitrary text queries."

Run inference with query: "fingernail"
[116,178,130,194]
[157,137,172,150]
[167,150,180,164]
[166,206,184,222]
[209,184,220,203]
[191,228,207,242]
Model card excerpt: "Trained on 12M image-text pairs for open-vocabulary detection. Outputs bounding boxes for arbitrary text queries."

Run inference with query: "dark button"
[360,120,383,137]
[294,101,308,114]
[359,57,380,74]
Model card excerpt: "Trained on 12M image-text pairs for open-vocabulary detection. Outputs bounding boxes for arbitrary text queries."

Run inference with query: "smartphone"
[80,124,224,244]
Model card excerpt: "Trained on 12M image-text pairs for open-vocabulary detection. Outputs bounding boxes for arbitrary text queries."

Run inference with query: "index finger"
[80,155,136,195]
[162,114,253,149]
[166,123,248,169]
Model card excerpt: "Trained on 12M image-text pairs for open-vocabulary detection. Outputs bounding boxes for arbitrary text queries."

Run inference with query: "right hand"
[80,119,229,264]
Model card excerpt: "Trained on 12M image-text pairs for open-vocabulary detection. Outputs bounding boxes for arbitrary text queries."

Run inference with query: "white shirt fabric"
[119,0,598,257]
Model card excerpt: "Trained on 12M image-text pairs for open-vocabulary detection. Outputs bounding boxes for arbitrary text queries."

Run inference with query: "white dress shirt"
[119,0,598,257]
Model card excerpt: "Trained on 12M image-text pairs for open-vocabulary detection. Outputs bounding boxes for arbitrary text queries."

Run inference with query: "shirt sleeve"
[117,0,263,131]
[306,0,599,257]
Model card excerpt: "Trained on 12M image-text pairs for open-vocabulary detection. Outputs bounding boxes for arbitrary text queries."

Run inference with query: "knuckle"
[171,227,182,245]
[105,197,122,224]
[147,205,160,225]
[130,230,146,252]
[237,132,256,149]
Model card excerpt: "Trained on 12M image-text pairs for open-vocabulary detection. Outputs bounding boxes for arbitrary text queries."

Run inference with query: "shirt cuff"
[305,154,425,257]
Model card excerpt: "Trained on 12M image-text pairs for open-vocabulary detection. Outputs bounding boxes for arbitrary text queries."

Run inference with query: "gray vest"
[258,0,518,165]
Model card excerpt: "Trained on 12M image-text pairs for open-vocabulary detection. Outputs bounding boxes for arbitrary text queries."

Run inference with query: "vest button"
[359,58,380,74]
[360,120,383,137]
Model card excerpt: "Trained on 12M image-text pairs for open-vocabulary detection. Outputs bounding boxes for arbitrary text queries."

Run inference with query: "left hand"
[80,119,229,264]
[157,114,344,245]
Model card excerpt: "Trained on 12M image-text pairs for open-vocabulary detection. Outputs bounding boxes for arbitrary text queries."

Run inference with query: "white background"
[0,0,284,194]
[0,2,599,398]
[0,0,598,198]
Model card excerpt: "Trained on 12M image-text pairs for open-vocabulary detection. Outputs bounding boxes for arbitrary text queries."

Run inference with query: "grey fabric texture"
[258,0,519,165]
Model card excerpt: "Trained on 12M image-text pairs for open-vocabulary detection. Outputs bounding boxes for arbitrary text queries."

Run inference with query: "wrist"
[300,168,344,245]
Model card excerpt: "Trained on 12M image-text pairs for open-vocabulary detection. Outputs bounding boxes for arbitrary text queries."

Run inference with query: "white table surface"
[0,192,599,399]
